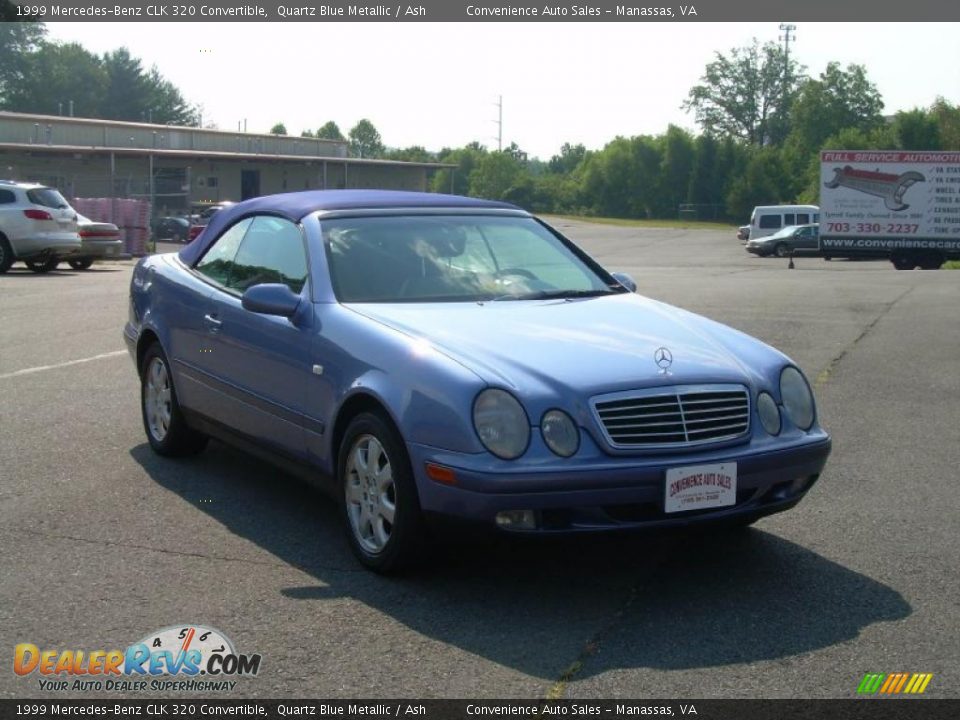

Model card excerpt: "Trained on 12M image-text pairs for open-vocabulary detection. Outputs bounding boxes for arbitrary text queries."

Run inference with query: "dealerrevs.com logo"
[14,625,262,692]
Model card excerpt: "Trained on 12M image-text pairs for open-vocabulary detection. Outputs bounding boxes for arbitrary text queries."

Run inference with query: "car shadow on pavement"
[132,441,911,679]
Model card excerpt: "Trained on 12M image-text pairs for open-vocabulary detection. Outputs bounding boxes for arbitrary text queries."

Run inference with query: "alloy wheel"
[344,434,397,554]
[144,357,173,442]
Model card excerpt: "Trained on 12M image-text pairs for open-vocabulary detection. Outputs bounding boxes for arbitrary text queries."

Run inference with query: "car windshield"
[771,225,801,239]
[26,187,69,209]
[323,215,622,303]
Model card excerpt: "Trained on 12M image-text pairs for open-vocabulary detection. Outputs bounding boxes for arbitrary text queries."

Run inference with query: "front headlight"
[473,389,530,459]
[541,409,580,457]
[757,392,781,435]
[780,367,815,430]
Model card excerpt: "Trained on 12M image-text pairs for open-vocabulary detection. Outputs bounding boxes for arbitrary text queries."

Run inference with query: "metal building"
[0,111,452,215]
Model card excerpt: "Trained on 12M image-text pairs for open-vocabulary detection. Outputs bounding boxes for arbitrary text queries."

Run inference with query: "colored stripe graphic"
[913,674,933,694]
[858,673,933,695]
[879,674,898,693]
[858,673,886,694]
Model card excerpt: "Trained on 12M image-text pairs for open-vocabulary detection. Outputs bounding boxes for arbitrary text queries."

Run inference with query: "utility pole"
[493,95,503,152]
[779,23,796,84]
[778,23,797,144]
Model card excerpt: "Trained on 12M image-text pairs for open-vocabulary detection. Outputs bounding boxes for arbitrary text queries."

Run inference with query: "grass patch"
[944,260,960,269]
[545,214,736,231]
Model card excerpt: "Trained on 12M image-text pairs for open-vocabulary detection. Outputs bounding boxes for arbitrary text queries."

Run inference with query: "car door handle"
[203,313,222,332]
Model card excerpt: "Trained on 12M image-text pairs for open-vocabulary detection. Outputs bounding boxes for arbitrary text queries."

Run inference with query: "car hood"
[346,293,778,396]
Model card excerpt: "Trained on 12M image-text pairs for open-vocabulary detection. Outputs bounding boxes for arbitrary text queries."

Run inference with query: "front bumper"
[409,436,831,533]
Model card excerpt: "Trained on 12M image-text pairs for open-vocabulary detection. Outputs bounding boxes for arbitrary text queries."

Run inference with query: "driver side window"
[230,216,308,294]
[194,218,253,288]
[194,216,307,295]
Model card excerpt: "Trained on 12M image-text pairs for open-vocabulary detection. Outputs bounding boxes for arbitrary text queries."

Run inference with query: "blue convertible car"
[125,190,831,572]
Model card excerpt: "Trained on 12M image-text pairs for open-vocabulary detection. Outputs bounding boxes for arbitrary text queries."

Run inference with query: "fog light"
[495,510,537,530]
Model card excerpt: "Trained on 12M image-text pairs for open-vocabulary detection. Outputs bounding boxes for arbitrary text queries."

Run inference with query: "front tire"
[339,412,426,573]
[68,258,95,270]
[25,257,59,273]
[140,343,208,456]
[774,243,789,258]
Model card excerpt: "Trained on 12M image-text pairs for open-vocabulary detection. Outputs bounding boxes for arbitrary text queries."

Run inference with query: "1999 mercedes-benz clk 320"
[125,190,831,572]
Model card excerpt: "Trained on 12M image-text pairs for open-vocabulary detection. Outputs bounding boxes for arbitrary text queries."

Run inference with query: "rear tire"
[891,253,916,270]
[25,256,59,273]
[68,258,95,270]
[338,411,426,573]
[0,235,13,274]
[918,252,944,270]
[140,342,208,457]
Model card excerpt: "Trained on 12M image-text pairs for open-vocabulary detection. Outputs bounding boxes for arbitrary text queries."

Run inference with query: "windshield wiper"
[492,288,618,301]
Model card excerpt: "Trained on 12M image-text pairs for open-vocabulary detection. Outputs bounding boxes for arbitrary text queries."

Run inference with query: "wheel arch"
[330,390,406,476]
[136,328,163,376]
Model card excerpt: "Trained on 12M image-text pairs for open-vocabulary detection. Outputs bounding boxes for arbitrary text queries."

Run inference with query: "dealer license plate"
[664,462,737,514]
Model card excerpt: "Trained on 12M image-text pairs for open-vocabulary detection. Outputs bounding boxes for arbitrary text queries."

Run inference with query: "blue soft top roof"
[178,189,520,266]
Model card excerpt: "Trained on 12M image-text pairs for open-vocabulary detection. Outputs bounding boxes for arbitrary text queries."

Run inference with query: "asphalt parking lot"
[1,221,957,699]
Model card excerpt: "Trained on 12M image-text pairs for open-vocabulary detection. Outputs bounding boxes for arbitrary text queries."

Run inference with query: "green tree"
[468,151,523,200]
[98,49,197,125]
[316,121,345,141]
[348,119,383,158]
[930,98,960,149]
[580,136,662,218]
[686,134,720,207]
[384,145,434,162]
[548,142,587,174]
[683,39,804,146]
[658,125,696,217]
[893,109,940,150]
[0,19,46,108]
[787,62,884,154]
[503,141,528,163]
[430,143,486,195]
[270,122,287,135]
[142,66,197,125]
[725,148,790,220]
[4,42,108,117]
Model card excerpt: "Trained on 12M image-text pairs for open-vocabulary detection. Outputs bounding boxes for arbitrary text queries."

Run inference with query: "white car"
[0,180,81,273]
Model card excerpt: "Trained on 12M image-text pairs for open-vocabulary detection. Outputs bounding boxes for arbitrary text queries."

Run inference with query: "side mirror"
[241,283,301,318]
[611,272,637,293]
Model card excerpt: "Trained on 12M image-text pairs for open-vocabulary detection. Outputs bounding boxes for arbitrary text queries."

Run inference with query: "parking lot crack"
[2,525,367,575]
[814,285,915,388]
[543,583,641,699]
[4,525,287,567]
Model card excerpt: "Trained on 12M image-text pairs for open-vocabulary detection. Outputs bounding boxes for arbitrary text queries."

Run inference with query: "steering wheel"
[494,267,537,280]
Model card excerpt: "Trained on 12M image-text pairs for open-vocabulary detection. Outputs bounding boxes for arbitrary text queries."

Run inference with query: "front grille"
[593,385,750,449]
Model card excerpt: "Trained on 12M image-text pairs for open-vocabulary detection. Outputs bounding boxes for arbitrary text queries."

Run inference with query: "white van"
[748,205,819,240]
